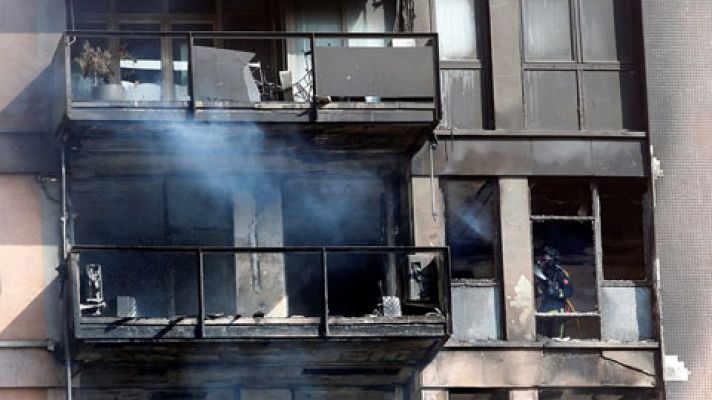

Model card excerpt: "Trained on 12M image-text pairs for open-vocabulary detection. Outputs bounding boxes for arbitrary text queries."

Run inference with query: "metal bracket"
[651,146,664,180]
[650,145,663,208]
[429,139,439,221]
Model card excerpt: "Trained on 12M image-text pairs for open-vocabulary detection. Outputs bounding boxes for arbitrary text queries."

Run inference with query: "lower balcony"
[69,245,449,347]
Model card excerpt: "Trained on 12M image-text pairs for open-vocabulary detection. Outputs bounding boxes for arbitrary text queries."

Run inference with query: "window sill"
[451,279,498,287]
[433,128,646,139]
[444,339,659,350]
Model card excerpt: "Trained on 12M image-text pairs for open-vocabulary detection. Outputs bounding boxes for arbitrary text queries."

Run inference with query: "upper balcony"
[64,30,441,130]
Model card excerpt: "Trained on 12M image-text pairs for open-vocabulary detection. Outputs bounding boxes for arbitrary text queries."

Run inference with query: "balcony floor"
[72,322,447,388]
[74,315,447,341]
[66,101,437,125]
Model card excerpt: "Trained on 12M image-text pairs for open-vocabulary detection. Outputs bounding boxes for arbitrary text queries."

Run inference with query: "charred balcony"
[67,244,450,368]
[64,30,441,136]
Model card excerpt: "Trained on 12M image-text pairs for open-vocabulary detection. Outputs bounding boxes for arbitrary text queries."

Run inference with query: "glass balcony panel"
[119,24,163,102]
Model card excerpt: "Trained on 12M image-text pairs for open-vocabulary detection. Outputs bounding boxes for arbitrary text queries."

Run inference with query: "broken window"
[443,180,498,280]
[434,0,493,129]
[599,180,647,280]
[443,179,503,341]
[531,180,592,216]
[530,179,651,341]
[522,0,643,131]
[539,388,659,400]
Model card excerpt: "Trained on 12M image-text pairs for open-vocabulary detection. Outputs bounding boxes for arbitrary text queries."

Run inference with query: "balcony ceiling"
[62,120,425,178]
[73,338,442,388]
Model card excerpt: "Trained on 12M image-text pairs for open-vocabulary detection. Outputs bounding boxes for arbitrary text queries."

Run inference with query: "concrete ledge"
[0,348,63,388]
[422,349,658,388]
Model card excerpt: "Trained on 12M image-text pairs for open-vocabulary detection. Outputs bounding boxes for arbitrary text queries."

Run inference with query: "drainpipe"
[429,139,438,221]
[61,145,73,400]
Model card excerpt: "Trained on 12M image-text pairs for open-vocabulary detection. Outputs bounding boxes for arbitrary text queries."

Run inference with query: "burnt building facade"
[0,0,709,399]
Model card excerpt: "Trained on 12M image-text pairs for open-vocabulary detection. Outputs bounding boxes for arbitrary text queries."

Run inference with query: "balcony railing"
[68,245,451,341]
[65,30,441,124]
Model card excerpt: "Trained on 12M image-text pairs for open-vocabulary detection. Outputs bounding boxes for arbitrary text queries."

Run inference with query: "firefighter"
[534,246,574,339]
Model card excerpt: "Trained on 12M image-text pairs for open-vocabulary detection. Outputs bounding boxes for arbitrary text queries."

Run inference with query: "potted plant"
[74,41,132,101]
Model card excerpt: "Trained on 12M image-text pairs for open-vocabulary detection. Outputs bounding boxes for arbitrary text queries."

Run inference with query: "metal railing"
[68,245,450,339]
[65,30,441,121]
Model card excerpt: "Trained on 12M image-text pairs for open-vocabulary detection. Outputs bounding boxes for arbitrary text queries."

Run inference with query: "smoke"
[71,120,408,319]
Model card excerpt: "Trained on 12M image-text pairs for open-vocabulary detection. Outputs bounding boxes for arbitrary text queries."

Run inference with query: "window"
[443,179,503,342]
[118,23,163,101]
[530,179,651,340]
[433,0,493,129]
[443,180,498,280]
[599,180,647,280]
[522,0,643,131]
[68,0,219,102]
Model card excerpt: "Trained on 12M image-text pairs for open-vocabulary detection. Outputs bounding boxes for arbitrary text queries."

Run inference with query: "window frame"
[441,177,502,286]
[520,0,644,132]
[430,0,494,130]
[530,179,653,340]
[70,0,220,101]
